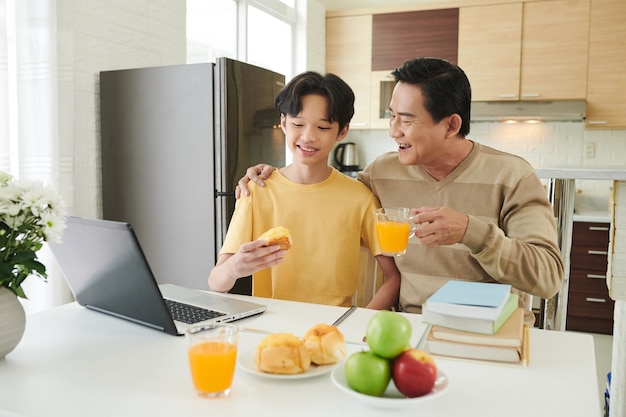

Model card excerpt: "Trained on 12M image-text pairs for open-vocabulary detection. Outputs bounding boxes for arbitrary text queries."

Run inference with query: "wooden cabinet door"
[458,0,589,102]
[326,15,372,129]
[586,0,626,128]
[371,9,459,72]
[458,3,522,101]
[520,0,590,100]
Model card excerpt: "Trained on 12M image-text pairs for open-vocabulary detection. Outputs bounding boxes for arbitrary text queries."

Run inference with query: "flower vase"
[0,287,26,359]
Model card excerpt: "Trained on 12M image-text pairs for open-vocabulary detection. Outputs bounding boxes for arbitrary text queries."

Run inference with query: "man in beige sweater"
[238,57,564,326]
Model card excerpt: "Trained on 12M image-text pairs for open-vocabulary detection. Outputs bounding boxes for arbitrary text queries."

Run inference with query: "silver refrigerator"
[100,58,286,294]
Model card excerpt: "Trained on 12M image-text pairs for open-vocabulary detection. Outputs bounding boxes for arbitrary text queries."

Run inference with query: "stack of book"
[422,281,529,365]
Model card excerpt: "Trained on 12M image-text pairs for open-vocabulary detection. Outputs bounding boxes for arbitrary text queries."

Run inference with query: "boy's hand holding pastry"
[228,226,292,278]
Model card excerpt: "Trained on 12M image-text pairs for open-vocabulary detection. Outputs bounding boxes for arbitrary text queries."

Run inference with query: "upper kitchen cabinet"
[326,15,372,129]
[586,0,626,128]
[458,0,590,101]
[521,0,589,100]
[457,4,522,101]
[371,9,458,71]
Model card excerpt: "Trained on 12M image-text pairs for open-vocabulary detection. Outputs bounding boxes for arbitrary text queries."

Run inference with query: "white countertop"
[0,292,603,417]
[534,166,626,180]
[573,213,611,223]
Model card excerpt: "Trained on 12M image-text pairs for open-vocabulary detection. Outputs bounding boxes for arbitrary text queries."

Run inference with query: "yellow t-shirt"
[219,169,381,306]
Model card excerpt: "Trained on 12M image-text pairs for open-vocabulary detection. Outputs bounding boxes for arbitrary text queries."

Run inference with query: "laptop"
[48,216,266,336]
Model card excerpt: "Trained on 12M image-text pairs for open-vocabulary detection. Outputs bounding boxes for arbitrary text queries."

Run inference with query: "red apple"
[392,349,438,398]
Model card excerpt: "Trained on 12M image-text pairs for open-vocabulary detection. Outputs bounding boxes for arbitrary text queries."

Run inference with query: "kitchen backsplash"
[342,121,626,215]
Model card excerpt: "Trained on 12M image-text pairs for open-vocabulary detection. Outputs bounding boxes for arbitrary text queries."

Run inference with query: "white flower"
[39,209,66,243]
[0,171,12,185]
[0,170,67,298]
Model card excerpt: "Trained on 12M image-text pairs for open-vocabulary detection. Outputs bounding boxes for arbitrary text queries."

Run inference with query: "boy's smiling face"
[281,94,348,169]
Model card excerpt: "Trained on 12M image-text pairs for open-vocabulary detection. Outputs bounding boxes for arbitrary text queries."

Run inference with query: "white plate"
[237,348,338,380]
[330,365,449,409]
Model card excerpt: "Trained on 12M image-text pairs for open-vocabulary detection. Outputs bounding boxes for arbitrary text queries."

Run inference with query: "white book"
[430,308,525,348]
[426,338,522,363]
[426,324,530,365]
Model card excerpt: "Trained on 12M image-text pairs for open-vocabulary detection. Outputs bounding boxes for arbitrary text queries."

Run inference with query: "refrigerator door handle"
[215,190,235,198]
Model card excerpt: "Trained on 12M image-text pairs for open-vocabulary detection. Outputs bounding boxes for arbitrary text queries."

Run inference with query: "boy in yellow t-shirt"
[208,71,400,309]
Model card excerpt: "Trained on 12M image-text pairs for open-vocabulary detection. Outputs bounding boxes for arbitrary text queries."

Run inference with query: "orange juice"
[188,341,237,394]
[376,220,410,254]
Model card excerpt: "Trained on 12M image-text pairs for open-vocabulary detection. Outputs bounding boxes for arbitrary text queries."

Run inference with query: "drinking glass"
[186,323,238,398]
[375,207,415,256]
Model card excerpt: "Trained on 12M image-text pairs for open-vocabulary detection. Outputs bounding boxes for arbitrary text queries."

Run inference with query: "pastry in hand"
[254,333,311,374]
[259,226,292,250]
[302,323,347,365]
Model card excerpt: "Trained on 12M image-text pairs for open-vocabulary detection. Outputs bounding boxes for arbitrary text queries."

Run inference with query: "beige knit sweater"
[359,141,564,326]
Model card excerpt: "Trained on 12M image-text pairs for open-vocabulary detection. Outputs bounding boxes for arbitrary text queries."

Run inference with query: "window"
[247,4,291,76]
[186,0,295,79]
[186,0,238,63]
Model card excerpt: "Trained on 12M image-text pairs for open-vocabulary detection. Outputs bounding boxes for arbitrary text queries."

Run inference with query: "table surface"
[0,292,603,417]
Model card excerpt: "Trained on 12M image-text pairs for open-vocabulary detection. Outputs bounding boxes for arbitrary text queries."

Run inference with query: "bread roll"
[254,333,311,374]
[259,226,292,250]
[302,323,347,365]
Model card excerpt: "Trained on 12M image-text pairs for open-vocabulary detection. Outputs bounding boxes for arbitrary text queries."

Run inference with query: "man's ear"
[280,114,287,134]
[337,124,350,142]
[445,114,462,138]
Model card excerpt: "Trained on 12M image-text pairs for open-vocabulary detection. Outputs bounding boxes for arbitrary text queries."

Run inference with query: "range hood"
[471,100,586,122]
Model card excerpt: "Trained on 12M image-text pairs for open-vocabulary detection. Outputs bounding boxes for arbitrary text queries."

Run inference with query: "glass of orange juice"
[375,207,415,256]
[186,323,238,398]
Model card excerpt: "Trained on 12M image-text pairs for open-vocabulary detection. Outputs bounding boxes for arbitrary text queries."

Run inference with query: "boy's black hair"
[392,57,472,138]
[275,71,355,131]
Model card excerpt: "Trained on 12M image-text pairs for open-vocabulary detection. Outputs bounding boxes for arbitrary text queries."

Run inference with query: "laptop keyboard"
[164,299,227,324]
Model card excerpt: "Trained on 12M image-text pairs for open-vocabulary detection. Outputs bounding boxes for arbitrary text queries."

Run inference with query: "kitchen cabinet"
[458,0,589,101]
[585,0,626,128]
[326,15,372,128]
[328,0,594,127]
[566,221,614,335]
[458,3,522,101]
[371,8,458,71]
[521,0,589,100]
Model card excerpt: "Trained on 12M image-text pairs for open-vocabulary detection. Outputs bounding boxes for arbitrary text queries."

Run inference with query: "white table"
[0,293,602,417]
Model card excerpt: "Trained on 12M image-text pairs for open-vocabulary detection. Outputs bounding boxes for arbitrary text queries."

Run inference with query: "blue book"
[425,281,512,320]
[422,294,519,335]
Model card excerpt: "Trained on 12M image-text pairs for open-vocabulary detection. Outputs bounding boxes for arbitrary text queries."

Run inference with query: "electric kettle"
[333,142,359,172]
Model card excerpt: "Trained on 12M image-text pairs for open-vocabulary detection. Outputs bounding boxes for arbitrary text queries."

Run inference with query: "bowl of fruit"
[330,311,449,409]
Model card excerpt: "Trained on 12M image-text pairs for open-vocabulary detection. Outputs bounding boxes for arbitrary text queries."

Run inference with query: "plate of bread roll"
[237,323,347,379]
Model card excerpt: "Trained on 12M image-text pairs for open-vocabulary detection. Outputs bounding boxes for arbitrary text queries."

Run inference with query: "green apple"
[345,351,391,397]
[365,311,412,358]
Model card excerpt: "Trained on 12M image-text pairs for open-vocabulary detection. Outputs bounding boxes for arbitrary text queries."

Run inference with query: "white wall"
[297,0,326,73]
[72,0,186,218]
